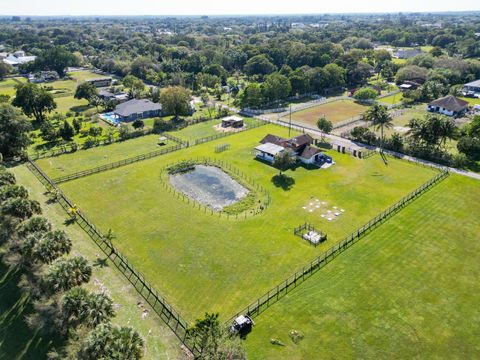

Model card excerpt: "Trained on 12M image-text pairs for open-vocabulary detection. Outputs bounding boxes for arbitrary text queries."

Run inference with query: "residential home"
[393,49,422,59]
[462,79,480,97]
[99,88,129,103]
[255,134,333,166]
[427,95,469,117]
[3,52,36,68]
[86,77,113,88]
[27,71,59,83]
[113,99,162,122]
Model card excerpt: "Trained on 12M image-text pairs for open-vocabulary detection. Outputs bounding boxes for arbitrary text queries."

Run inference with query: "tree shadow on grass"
[70,105,92,113]
[92,258,109,268]
[0,261,62,359]
[271,174,295,191]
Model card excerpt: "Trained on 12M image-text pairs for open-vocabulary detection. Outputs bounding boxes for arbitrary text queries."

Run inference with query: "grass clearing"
[378,92,403,105]
[6,165,182,360]
[40,124,437,322]
[36,134,167,178]
[283,100,369,127]
[166,117,259,143]
[460,97,480,106]
[244,174,480,359]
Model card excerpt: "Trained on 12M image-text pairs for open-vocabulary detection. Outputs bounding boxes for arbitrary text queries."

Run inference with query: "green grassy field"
[38,124,437,322]
[0,76,27,97]
[166,117,259,143]
[460,97,480,106]
[284,100,369,127]
[378,92,403,105]
[244,174,480,359]
[36,134,166,177]
[3,165,181,360]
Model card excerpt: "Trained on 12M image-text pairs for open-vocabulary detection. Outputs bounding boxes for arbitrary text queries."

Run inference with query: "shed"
[221,115,244,128]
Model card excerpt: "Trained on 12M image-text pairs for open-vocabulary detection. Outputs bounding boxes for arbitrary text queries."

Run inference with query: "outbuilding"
[221,115,244,128]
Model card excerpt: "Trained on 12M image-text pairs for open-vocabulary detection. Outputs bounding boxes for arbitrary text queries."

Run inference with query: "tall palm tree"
[439,117,457,148]
[62,288,114,330]
[46,256,92,292]
[364,104,393,149]
[34,230,72,265]
[85,292,115,327]
[79,324,144,360]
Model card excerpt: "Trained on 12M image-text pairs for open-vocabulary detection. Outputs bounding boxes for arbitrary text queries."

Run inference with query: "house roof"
[464,79,480,88]
[260,134,285,146]
[299,146,322,159]
[255,142,285,156]
[429,96,469,112]
[289,134,313,147]
[222,115,243,122]
[114,99,162,117]
[395,49,422,59]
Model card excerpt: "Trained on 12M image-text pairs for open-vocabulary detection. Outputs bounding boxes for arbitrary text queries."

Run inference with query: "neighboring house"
[86,77,112,88]
[221,115,244,128]
[427,95,469,117]
[462,79,480,98]
[3,52,36,68]
[399,80,421,91]
[99,88,129,103]
[27,71,59,83]
[393,49,422,59]
[113,99,162,122]
[255,133,333,166]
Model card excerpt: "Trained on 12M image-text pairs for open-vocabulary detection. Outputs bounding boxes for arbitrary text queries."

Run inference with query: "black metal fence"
[52,141,186,184]
[227,169,449,324]
[29,129,154,160]
[26,160,201,356]
[294,223,327,246]
[160,157,271,220]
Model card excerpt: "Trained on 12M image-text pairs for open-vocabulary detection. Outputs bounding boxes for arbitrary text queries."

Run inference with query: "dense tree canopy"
[0,103,32,158]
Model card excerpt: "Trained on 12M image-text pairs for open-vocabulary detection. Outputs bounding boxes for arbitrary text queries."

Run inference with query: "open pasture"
[245,174,480,359]
[38,124,438,322]
[283,100,369,127]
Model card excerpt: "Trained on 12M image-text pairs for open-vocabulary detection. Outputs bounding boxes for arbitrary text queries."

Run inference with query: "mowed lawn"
[284,100,369,127]
[167,117,260,143]
[37,134,169,178]
[0,76,27,97]
[378,92,403,105]
[6,165,182,360]
[44,124,438,321]
[245,174,480,359]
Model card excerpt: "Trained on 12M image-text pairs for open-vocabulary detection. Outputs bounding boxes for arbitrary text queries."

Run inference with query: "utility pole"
[289,104,292,137]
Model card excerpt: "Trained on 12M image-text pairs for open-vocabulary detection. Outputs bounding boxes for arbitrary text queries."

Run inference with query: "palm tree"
[79,323,144,360]
[364,104,393,149]
[439,117,457,148]
[33,230,72,264]
[46,256,92,293]
[62,288,114,330]
[85,292,115,327]
[103,228,117,257]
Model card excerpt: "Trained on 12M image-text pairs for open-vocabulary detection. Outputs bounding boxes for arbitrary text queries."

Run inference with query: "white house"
[427,96,469,117]
[255,134,333,166]
[254,142,285,163]
[463,80,480,98]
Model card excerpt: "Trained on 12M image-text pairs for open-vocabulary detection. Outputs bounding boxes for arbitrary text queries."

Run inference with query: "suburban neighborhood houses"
[0,6,480,360]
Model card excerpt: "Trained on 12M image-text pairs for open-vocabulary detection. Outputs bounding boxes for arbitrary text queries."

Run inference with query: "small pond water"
[169,165,249,211]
